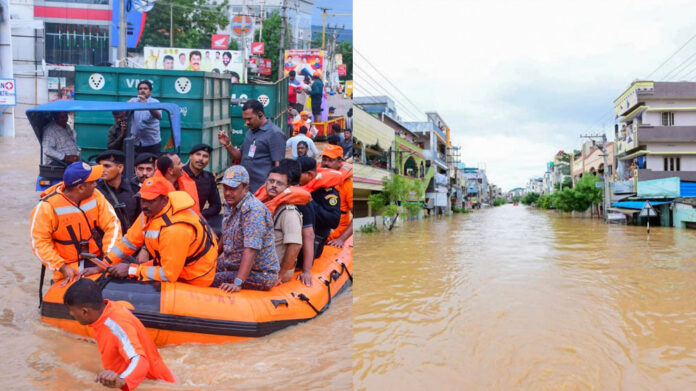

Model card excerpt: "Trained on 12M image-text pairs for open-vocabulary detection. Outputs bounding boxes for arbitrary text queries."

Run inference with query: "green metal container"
[74,66,232,174]
[229,78,289,145]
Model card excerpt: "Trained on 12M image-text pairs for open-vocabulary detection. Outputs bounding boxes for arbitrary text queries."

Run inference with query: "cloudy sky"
[311,0,352,29]
[354,0,696,190]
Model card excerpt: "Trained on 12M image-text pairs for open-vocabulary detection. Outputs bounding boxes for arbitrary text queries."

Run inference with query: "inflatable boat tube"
[40,238,352,346]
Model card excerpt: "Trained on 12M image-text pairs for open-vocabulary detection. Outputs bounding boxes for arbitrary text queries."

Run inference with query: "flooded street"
[0,125,351,390]
[354,205,696,390]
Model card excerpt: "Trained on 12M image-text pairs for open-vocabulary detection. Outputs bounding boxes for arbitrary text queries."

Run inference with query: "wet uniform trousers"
[310,186,341,258]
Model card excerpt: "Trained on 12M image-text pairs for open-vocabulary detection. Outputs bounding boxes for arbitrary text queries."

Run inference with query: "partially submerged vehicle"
[28,99,182,191]
[41,239,353,346]
[29,100,353,345]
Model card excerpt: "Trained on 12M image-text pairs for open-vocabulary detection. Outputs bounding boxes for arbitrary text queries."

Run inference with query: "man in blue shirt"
[218,100,286,193]
[128,81,162,155]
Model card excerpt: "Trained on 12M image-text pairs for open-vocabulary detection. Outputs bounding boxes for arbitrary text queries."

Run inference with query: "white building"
[225,0,314,50]
[614,81,696,182]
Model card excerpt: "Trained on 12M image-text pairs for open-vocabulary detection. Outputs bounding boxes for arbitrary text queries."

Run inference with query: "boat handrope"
[293,263,352,315]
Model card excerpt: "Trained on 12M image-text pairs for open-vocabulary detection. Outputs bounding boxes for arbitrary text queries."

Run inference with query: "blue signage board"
[111,0,146,48]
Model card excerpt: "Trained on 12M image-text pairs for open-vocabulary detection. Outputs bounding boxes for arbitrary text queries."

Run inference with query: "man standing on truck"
[128,81,162,155]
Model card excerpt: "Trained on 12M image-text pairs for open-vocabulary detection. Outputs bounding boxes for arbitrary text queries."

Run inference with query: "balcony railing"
[637,125,696,142]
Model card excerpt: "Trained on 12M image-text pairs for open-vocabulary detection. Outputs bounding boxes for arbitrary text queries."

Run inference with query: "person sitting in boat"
[297,156,342,258]
[42,111,81,165]
[130,153,158,189]
[63,279,176,390]
[88,176,218,286]
[212,166,280,293]
[154,153,201,215]
[321,145,353,248]
[30,162,121,286]
[282,159,316,287]
[254,162,311,285]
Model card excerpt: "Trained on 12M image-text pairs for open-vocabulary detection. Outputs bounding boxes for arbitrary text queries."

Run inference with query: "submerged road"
[354,205,696,390]
[0,123,351,390]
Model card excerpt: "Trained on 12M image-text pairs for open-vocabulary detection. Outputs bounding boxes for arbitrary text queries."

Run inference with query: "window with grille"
[661,112,675,126]
[663,157,681,171]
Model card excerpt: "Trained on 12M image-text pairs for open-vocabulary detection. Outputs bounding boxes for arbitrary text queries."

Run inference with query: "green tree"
[367,176,424,230]
[254,12,292,81]
[137,0,230,49]
[337,40,353,80]
[574,174,603,206]
[521,192,540,205]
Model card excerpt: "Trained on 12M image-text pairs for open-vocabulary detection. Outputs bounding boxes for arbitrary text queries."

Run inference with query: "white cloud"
[355,0,696,190]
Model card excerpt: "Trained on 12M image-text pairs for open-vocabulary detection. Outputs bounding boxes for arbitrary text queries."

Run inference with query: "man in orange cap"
[84,176,218,286]
[30,162,121,286]
[320,145,353,248]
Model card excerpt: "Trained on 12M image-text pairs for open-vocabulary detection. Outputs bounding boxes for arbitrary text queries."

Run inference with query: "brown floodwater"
[0,125,351,390]
[354,206,696,390]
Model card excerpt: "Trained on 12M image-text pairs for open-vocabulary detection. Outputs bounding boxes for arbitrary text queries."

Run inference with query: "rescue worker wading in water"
[81,176,218,286]
[30,162,120,286]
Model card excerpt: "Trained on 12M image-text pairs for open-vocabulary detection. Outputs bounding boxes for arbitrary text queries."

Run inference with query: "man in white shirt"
[286,130,319,159]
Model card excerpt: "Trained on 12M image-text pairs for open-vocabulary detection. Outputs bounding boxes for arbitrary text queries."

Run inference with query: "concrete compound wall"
[674,202,696,228]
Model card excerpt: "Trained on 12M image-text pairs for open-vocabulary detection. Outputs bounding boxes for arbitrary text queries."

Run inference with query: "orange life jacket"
[303,168,344,193]
[154,171,201,215]
[292,119,311,137]
[107,192,217,286]
[254,185,311,215]
[90,300,176,389]
[339,163,353,181]
[36,184,117,273]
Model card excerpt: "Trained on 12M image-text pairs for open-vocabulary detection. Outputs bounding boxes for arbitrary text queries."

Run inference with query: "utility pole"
[118,0,127,66]
[241,2,247,82]
[581,133,611,221]
[278,0,287,80]
[319,7,331,50]
[259,0,264,42]
[170,2,173,47]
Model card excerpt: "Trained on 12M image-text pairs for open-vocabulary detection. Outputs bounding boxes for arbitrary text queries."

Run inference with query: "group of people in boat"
[31,99,353,293]
[30,97,353,389]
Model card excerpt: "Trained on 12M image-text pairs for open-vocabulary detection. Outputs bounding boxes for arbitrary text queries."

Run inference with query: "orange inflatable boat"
[40,238,352,346]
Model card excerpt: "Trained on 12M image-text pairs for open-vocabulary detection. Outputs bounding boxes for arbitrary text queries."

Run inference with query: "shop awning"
[611,200,672,210]
[354,107,395,149]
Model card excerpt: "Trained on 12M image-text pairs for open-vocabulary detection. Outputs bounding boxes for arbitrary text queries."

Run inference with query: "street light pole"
[118,0,127,65]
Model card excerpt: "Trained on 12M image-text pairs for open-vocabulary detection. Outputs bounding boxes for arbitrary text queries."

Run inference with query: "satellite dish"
[133,0,156,12]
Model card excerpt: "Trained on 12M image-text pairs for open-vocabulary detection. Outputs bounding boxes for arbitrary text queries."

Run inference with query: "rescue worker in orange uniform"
[64,278,176,390]
[292,111,315,137]
[321,145,353,247]
[154,153,201,215]
[30,162,121,285]
[88,176,218,286]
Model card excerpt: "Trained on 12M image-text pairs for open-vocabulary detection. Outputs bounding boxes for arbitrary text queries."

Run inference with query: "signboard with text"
[283,49,324,79]
[338,64,346,77]
[259,58,272,76]
[0,79,16,106]
[144,46,244,79]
